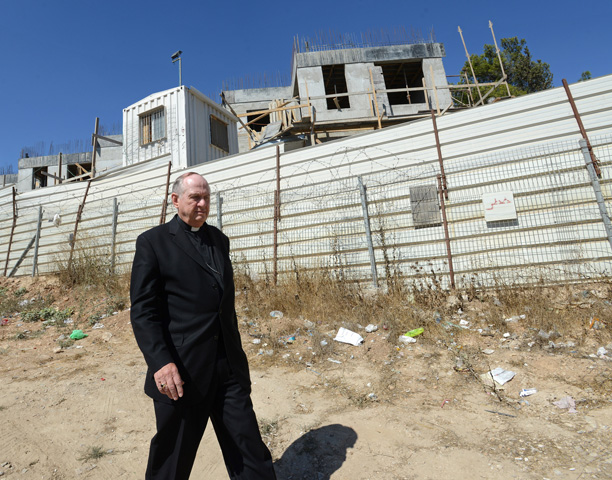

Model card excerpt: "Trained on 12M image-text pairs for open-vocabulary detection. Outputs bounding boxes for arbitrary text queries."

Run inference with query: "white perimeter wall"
[1,75,611,287]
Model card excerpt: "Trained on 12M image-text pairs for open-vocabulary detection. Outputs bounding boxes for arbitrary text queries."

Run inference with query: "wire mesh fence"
[1,134,611,289]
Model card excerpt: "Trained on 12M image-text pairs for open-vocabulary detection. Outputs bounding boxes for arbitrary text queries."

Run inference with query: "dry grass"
[55,237,129,298]
[235,263,612,371]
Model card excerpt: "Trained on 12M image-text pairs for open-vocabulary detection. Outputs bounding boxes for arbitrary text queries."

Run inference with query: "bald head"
[171,172,211,227]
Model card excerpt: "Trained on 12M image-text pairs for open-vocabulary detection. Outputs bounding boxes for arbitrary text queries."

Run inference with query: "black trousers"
[146,357,276,479]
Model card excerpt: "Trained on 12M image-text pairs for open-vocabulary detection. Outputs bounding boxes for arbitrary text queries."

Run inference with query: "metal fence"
[214,134,612,288]
[1,134,611,289]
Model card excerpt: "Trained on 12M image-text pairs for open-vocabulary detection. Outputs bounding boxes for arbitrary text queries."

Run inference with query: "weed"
[14,287,27,297]
[55,237,129,297]
[258,418,278,438]
[88,313,103,326]
[78,445,109,463]
[106,294,128,313]
[57,338,75,349]
[0,293,21,316]
[258,417,280,450]
[22,306,72,325]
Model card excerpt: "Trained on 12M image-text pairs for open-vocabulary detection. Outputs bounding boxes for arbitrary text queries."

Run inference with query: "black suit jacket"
[130,215,250,405]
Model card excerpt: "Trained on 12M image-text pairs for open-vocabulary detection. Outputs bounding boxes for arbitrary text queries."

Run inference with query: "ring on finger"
[160,383,166,389]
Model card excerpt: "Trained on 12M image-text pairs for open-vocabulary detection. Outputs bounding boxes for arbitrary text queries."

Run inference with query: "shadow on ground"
[273,424,357,479]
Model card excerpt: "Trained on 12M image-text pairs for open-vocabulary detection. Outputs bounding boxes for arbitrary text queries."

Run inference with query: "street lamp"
[171,50,182,86]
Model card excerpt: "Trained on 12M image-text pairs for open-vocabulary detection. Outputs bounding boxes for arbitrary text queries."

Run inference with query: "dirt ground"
[1,276,612,479]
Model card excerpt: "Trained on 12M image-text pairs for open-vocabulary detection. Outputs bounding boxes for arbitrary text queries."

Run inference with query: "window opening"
[210,115,229,152]
[376,61,426,105]
[140,107,166,145]
[322,64,350,110]
[32,167,47,189]
[67,162,92,180]
[247,109,270,132]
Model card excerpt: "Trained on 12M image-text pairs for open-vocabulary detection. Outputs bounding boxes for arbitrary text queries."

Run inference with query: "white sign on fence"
[482,191,517,222]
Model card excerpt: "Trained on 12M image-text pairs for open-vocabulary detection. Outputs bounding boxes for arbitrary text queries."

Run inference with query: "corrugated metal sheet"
[1,76,612,287]
[123,87,183,167]
[123,86,238,170]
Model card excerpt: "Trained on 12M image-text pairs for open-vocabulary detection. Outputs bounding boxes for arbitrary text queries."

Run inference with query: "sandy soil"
[1,277,612,479]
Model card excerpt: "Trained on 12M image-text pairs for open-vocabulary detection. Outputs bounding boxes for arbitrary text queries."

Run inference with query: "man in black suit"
[130,172,276,479]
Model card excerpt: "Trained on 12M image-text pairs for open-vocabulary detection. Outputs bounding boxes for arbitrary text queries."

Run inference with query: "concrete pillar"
[296,67,326,117]
[345,63,388,118]
[423,58,452,110]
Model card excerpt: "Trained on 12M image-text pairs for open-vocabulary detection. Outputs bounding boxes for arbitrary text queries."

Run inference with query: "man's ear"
[171,193,179,208]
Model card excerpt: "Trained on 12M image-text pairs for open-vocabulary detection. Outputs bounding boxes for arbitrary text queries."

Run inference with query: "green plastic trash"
[404,327,424,337]
[69,329,88,340]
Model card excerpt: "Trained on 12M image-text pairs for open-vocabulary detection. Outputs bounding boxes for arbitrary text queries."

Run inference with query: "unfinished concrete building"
[12,86,238,192]
[16,134,123,192]
[222,32,453,152]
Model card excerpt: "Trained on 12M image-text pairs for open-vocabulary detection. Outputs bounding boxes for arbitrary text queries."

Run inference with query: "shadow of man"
[273,424,357,479]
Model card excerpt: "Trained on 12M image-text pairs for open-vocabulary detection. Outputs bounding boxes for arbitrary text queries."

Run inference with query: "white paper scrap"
[333,327,364,346]
[489,367,516,385]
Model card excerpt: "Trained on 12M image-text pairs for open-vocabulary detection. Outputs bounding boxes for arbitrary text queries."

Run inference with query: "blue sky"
[1,0,610,172]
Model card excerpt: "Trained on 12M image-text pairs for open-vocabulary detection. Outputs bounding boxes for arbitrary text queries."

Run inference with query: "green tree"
[578,71,592,82]
[457,37,553,104]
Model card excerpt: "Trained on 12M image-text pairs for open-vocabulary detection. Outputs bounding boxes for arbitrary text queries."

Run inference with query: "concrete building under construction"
[222,30,453,152]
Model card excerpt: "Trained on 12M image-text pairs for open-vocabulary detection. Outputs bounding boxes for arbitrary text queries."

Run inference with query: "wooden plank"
[237,102,311,119]
[369,68,382,129]
[57,152,63,185]
[239,100,292,130]
[91,117,99,177]
[92,133,123,146]
[429,65,440,115]
[41,171,63,182]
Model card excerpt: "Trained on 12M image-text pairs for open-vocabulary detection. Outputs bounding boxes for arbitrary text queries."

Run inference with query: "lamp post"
[171,50,182,86]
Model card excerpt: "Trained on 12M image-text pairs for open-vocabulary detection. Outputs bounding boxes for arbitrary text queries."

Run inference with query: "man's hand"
[154,363,185,401]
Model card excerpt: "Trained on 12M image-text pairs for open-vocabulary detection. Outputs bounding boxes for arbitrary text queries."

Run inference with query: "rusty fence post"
[437,174,455,289]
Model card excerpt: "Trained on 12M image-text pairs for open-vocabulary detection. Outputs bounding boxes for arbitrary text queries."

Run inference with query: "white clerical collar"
[190,226,200,232]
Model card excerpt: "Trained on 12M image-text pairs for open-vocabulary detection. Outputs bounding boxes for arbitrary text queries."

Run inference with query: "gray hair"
[171,172,203,197]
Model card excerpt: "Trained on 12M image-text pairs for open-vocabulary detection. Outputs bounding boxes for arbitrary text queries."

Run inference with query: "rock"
[365,324,378,333]
[101,332,113,342]
[446,295,461,309]
[53,347,63,354]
